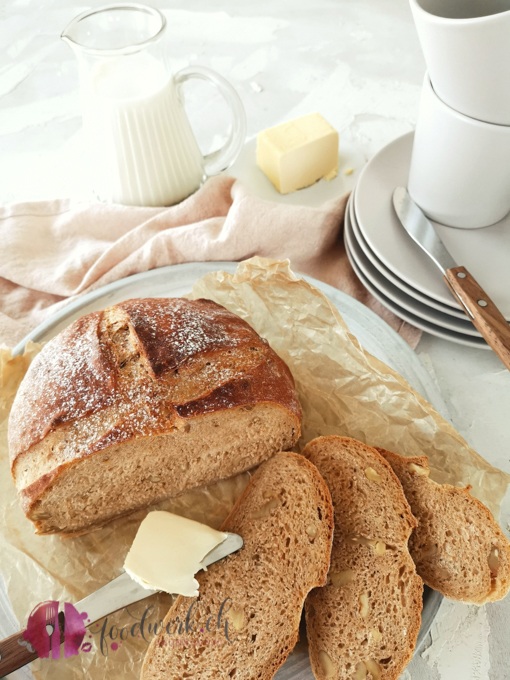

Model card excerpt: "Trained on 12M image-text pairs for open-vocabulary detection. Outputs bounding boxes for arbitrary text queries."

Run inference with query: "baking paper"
[0,257,508,679]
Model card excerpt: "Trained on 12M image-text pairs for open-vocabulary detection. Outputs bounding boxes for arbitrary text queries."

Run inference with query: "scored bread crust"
[303,436,423,680]
[377,447,510,604]
[141,451,334,680]
[8,298,302,535]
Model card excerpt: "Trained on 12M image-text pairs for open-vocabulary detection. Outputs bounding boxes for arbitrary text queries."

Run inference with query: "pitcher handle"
[175,66,247,177]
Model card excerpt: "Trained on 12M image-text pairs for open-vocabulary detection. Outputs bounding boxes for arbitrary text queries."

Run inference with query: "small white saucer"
[229,135,362,206]
[345,206,488,348]
[353,132,510,319]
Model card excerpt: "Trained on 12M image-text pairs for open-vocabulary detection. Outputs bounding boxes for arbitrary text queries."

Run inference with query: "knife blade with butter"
[0,513,243,676]
[393,187,510,370]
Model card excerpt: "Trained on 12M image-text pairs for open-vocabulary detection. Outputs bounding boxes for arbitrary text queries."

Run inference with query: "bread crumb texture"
[8,298,302,534]
[303,436,423,680]
[141,451,334,680]
[377,448,510,604]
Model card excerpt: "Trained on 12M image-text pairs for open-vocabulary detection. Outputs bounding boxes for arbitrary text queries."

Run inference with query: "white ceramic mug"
[409,0,510,125]
[408,75,510,229]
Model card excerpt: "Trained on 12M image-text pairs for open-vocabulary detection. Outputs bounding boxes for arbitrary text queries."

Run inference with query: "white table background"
[0,1,509,678]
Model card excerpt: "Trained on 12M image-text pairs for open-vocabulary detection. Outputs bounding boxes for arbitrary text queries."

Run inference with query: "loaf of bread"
[141,451,334,680]
[8,297,302,535]
[377,447,510,604]
[303,436,423,680]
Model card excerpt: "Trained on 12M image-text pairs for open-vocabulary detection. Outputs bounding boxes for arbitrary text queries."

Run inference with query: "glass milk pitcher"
[62,4,246,206]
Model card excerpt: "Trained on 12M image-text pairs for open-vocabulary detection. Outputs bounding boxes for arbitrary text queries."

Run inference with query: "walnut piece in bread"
[141,451,334,680]
[377,447,510,604]
[303,436,423,680]
[8,298,302,535]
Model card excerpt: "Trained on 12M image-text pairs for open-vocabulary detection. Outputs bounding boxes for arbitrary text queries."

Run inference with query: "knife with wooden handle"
[393,187,510,370]
[0,532,243,676]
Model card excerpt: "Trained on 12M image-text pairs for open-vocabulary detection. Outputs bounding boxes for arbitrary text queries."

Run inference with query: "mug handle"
[174,66,247,176]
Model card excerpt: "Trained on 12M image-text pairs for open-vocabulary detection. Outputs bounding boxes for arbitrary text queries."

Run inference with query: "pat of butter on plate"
[124,511,228,597]
[256,112,339,194]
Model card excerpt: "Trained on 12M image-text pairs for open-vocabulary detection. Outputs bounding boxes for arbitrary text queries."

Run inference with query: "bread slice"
[8,298,302,535]
[141,451,334,680]
[377,447,510,604]
[303,436,423,680]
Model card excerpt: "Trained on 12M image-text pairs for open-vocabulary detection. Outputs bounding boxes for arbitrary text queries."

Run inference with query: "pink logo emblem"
[23,601,88,659]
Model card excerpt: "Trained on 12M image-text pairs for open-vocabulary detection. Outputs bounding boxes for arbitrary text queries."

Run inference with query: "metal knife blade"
[392,186,510,370]
[392,186,456,274]
[0,531,243,676]
[76,531,243,625]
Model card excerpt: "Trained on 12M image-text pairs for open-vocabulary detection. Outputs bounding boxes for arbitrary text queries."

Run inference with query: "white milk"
[81,53,204,206]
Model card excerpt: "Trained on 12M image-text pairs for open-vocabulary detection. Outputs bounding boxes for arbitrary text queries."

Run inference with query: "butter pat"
[256,113,339,194]
[123,511,227,597]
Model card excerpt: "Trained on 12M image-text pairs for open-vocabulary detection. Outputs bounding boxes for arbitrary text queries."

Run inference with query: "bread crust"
[141,451,334,680]
[8,298,302,534]
[303,436,423,680]
[377,447,510,604]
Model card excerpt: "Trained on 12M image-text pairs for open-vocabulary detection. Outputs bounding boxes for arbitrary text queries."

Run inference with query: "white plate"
[346,201,482,337]
[345,213,489,349]
[353,132,510,319]
[230,135,362,206]
[5,262,445,679]
[348,192,469,321]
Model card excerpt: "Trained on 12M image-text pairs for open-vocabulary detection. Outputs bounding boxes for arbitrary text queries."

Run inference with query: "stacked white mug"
[407,0,510,228]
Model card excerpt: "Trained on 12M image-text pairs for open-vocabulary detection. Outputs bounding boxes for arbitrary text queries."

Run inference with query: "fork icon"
[23,600,87,660]
[24,600,60,659]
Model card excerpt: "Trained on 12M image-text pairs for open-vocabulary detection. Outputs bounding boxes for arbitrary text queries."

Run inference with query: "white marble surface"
[0,1,509,679]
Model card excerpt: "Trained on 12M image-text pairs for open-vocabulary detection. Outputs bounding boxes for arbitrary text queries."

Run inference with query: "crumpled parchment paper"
[0,257,508,680]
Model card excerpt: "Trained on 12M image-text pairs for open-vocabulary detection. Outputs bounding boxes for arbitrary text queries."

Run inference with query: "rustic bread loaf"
[141,451,334,680]
[303,436,423,680]
[377,447,510,604]
[8,297,302,535]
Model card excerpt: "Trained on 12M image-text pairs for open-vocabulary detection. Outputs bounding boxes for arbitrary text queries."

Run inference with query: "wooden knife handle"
[0,612,65,676]
[445,266,510,370]
[0,628,38,676]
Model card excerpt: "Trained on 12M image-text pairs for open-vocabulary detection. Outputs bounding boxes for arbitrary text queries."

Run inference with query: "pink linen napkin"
[0,175,420,349]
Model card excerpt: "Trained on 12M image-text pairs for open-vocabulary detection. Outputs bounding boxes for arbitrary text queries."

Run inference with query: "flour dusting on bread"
[8,297,302,535]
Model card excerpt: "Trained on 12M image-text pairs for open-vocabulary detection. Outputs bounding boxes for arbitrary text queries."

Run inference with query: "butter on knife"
[123,511,228,597]
[0,514,241,677]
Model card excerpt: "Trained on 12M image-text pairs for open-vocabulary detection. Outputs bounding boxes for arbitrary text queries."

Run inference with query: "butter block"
[123,511,227,597]
[256,113,339,194]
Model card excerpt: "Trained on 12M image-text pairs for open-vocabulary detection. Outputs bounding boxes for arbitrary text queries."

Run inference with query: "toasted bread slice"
[377,447,510,604]
[141,451,334,680]
[303,436,423,680]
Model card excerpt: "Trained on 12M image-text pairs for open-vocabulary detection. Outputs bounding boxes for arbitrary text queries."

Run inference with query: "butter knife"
[393,187,510,370]
[0,532,243,676]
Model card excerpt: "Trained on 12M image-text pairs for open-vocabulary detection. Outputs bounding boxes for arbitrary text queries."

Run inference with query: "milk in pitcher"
[82,52,204,206]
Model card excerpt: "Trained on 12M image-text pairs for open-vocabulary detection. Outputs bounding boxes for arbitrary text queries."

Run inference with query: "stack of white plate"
[345,132,510,348]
